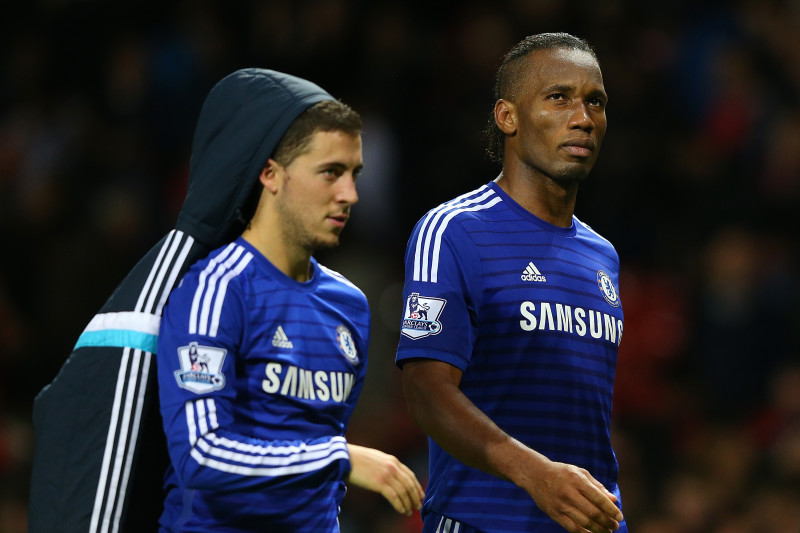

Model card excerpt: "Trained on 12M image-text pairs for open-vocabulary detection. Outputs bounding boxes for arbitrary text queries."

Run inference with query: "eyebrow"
[541,83,575,94]
[589,91,608,105]
[318,161,364,173]
[542,84,608,100]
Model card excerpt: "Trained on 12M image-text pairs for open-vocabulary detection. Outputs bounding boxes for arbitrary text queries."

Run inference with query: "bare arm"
[346,443,424,516]
[401,359,623,533]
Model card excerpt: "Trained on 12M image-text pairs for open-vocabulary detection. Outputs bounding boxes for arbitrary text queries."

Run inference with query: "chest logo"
[336,324,360,365]
[401,292,447,339]
[597,270,620,307]
[272,325,294,349]
[521,261,547,282]
[174,342,227,394]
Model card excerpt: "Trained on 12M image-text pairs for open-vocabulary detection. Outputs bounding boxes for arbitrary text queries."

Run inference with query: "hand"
[346,444,424,516]
[521,457,623,533]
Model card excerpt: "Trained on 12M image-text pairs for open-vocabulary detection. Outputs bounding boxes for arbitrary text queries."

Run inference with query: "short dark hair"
[272,100,362,166]
[484,33,598,164]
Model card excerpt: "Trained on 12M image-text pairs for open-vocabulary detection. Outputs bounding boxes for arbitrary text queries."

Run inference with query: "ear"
[494,99,517,135]
[260,159,281,194]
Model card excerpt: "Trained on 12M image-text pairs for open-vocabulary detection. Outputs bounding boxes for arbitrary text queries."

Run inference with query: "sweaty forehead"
[517,48,603,93]
[550,48,599,70]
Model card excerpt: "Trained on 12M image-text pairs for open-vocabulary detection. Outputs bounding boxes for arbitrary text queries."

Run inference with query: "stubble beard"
[276,196,341,256]
[549,164,592,189]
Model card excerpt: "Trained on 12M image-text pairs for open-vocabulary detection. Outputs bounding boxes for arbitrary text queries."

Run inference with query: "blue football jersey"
[158,237,369,532]
[396,182,626,532]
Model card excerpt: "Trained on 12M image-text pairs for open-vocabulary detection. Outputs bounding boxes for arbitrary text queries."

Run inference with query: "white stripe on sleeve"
[412,189,501,283]
[184,399,350,477]
[412,186,489,282]
[208,252,253,337]
[189,243,236,335]
[198,246,245,336]
[430,196,502,283]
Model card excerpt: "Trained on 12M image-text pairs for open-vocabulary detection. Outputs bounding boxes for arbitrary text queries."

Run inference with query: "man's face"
[276,130,363,252]
[510,48,607,185]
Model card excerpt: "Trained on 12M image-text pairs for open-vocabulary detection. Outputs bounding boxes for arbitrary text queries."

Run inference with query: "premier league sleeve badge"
[400,292,447,339]
[174,342,227,393]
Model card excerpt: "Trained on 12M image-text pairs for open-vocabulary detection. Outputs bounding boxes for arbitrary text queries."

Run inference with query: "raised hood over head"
[176,68,333,249]
[29,69,334,533]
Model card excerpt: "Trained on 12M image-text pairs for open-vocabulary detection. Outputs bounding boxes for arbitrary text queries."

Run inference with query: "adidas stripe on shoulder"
[189,244,253,338]
[575,216,614,247]
[413,186,502,283]
[318,264,362,294]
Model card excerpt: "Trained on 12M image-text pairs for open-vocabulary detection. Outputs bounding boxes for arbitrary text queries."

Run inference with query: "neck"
[495,162,578,228]
[242,223,312,282]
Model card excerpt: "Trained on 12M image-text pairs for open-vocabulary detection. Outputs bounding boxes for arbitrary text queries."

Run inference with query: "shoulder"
[574,216,620,264]
[412,184,504,240]
[420,183,504,224]
[574,217,615,247]
[317,264,368,303]
[179,241,256,298]
[405,184,502,284]
[163,242,255,337]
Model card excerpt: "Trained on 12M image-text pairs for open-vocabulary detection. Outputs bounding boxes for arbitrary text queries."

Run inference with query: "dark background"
[2,1,800,531]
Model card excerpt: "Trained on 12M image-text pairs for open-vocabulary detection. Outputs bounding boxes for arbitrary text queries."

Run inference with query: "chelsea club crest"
[597,270,620,307]
[336,324,359,365]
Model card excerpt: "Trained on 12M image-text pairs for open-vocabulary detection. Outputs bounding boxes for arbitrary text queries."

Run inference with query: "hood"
[176,68,333,248]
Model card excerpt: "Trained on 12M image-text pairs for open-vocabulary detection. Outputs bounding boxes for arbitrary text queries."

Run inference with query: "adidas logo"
[272,325,294,349]
[521,262,547,283]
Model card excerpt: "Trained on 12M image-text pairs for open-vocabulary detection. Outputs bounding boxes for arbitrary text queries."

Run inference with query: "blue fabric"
[396,181,626,532]
[30,69,334,533]
[158,238,369,532]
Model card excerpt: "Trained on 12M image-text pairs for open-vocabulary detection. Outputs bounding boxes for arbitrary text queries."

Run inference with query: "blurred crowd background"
[2,0,800,531]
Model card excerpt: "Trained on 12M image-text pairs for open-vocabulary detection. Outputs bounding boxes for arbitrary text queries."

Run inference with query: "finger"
[390,484,414,515]
[392,469,422,514]
[580,481,623,523]
[382,485,410,515]
[397,462,425,506]
[560,507,616,533]
[551,481,617,532]
[570,502,619,533]
[574,499,621,531]
[554,513,608,533]
[378,468,416,515]
[396,479,420,516]
[587,476,618,503]
[389,462,423,504]
[567,494,620,532]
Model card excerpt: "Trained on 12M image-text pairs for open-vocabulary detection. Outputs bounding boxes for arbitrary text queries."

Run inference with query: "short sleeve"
[395,217,481,370]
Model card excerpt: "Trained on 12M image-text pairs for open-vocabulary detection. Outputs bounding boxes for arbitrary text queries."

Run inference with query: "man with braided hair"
[397,34,627,533]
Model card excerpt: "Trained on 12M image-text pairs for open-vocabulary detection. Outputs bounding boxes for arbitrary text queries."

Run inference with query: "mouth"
[561,138,596,158]
[327,213,349,229]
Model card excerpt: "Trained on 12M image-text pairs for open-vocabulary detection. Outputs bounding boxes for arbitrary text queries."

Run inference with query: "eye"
[322,167,343,179]
[587,91,608,108]
[588,96,606,108]
[546,93,567,101]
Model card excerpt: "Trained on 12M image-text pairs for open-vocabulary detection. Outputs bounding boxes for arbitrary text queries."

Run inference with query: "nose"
[569,103,594,132]
[337,174,359,206]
